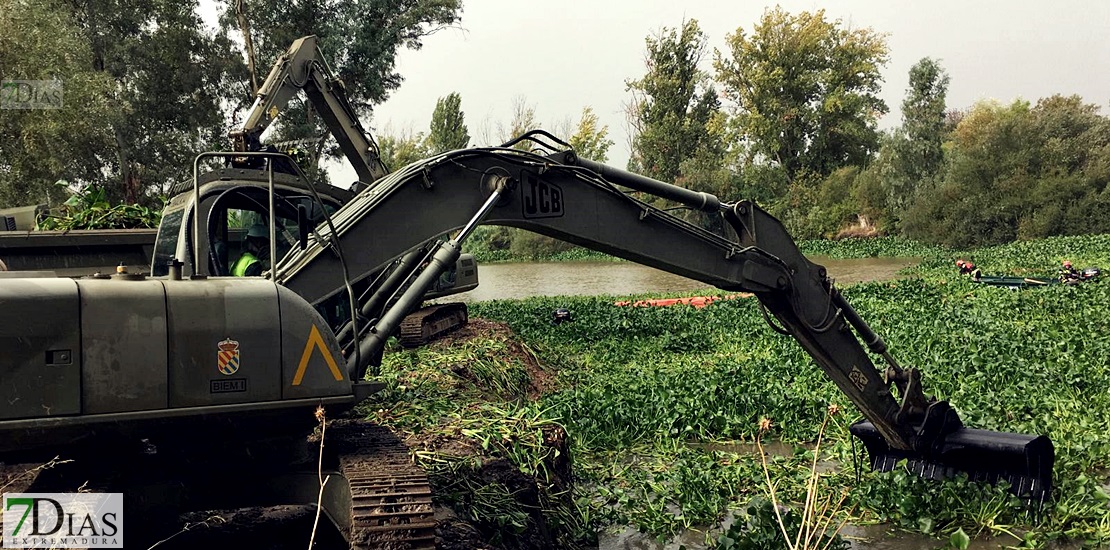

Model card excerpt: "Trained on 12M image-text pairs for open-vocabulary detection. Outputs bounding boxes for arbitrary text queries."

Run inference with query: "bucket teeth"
[850,420,1054,504]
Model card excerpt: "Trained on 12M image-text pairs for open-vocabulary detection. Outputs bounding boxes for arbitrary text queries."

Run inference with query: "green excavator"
[0,37,1053,549]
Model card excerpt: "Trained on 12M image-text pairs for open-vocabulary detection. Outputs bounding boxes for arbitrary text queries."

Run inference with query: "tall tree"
[85,0,246,200]
[881,58,951,221]
[567,107,614,163]
[0,0,115,207]
[900,57,950,181]
[715,8,889,183]
[426,92,470,154]
[626,19,723,183]
[498,95,538,147]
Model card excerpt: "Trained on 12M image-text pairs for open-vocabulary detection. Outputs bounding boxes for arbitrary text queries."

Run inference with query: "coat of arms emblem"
[217,338,240,375]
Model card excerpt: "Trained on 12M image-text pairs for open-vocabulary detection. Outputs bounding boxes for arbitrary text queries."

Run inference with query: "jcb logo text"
[522,173,563,219]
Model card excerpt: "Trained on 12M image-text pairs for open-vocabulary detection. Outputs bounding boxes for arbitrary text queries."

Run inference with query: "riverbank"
[370,233,1110,549]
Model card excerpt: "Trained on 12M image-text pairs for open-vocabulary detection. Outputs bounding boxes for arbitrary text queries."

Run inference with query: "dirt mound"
[404,315,577,548]
[431,317,557,399]
[427,453,572,550]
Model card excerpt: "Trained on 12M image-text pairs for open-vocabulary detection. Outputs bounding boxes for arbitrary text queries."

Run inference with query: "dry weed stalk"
[146,515,227,549]
[756,405,850,550]
[0,455,72,493]
[308,405,332,549]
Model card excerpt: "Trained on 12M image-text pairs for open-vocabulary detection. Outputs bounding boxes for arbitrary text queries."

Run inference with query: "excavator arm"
[273,134,1053,500]
[230,35,389,185]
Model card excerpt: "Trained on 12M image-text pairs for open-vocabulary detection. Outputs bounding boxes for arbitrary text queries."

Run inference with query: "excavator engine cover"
[0,275,354,459]
[850,420,1055,503]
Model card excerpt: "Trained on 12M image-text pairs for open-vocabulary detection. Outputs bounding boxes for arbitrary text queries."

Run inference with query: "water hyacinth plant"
[370,234,1110,548]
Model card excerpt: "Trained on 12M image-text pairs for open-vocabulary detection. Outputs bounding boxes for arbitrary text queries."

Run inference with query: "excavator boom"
[273,135,1053,501]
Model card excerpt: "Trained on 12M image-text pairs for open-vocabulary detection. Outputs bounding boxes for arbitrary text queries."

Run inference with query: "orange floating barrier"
[613,294,751,308]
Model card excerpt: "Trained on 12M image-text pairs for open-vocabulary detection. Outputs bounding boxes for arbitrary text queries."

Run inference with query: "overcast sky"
[205,1,1110,186]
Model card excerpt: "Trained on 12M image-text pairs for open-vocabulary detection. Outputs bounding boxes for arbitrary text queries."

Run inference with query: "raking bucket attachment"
[850,420,1055,504]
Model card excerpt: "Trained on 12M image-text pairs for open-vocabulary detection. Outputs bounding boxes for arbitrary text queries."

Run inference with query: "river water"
[453,256,917,302]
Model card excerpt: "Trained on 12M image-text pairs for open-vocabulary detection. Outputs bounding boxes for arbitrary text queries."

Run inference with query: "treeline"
[3,3,1107,248]
[406,9,1110,252]
[614,11,1110,248]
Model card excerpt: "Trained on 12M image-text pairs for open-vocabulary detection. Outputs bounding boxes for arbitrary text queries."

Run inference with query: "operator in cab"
[232,224,269,277]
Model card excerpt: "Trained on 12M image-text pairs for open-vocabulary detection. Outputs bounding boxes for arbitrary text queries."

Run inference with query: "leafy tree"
[626,19,723,183]
[715,7,889,182]
[851,163,889,232]
[900,58,950,181]
[378,128,429,169]
[499,95,538,147]
[567,107,614,163]
[426,92,470,154]
[881,58,950,223]
[1,0,244,206]
[903,96,1110,246]
[0,0,115,207]
[87,0,246,200]
[903,100,1036,246]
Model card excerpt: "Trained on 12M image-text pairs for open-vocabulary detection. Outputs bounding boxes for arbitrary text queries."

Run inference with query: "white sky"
[203,1,1110,187]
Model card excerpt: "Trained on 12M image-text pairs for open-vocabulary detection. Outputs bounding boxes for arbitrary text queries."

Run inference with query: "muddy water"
[454,256,917,302]
[599,517,1081,550]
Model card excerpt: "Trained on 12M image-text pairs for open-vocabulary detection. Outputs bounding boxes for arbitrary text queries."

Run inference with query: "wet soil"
[154,505,347,549]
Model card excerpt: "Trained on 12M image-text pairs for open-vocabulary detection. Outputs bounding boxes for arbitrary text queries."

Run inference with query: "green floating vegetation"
[370,234,1110,548]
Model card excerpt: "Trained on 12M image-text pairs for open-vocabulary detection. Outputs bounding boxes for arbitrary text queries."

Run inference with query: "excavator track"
[399,302,468,347]
[330,421,437,550]
[3,421,437,549]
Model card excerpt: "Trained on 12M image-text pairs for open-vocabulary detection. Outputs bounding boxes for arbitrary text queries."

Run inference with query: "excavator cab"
[151,167,351,278]
[205,188,331,276]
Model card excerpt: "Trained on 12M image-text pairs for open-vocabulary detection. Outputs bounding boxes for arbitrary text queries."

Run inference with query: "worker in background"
[955,259,982,281]
[232,224,269,277]
[956,259,976,276]
[1060,260,1080,283]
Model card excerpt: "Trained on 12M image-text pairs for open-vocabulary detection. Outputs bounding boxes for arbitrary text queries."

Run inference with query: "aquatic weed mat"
[469,272,1110,545]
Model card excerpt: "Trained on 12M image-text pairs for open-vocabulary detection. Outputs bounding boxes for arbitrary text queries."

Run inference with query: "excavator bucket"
[850,421,1055,504]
